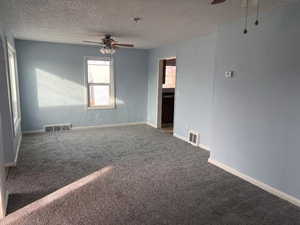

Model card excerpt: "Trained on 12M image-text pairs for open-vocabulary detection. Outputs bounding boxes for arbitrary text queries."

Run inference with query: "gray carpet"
[5,125,300,225]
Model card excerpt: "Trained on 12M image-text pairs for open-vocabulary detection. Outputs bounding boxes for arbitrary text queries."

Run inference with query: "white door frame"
[156,57,176,129]
[0,114,8,219]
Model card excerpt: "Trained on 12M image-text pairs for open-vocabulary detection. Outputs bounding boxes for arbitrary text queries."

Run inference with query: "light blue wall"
[0,27,21,164]
[147,3,300,200]
[147,44,176,125]
[16,40,148,131]
[14,2,300,201]
[174,35,216,147]
[211,3,300,199]
[147,34,216,147]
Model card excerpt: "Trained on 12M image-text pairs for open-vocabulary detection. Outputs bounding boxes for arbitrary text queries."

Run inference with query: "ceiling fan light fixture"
[100,47,115,55]
[133,17,142,23]
[85,34,133,55]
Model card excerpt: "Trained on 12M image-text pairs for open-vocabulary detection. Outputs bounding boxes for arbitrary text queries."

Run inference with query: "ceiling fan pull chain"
[243,0,249,34]
[255,0,260,26]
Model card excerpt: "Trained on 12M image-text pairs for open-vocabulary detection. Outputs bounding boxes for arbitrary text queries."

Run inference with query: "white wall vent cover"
[188,130,199,146]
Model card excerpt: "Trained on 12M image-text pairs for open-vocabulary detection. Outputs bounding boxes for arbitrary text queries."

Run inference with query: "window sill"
[87,105,115,110]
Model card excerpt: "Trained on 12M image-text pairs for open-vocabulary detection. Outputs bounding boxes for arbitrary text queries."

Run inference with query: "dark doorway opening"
[161,58,176,134]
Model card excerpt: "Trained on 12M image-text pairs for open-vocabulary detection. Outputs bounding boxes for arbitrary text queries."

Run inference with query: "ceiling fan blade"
[112,43,134,48]
[83,41,105,46]
[211,0,226,4]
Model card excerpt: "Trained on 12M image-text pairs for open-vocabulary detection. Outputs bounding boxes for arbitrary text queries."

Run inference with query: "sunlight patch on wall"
[36,68,84,107]
[116,99,125,105]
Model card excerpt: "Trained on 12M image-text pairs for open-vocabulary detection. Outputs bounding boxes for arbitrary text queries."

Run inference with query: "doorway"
[157,58,176,134]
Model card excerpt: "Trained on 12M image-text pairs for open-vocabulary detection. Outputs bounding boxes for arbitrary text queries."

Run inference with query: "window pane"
[87,60,110,83]
[8,52,19,123]
[89,85,110,107]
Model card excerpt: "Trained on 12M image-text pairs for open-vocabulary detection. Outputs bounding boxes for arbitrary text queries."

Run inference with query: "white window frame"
[84,56,115,109]
[7,41,21,136]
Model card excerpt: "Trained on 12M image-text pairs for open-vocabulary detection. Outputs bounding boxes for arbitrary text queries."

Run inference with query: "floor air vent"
[44,124,72,133]
[188,131,199,146]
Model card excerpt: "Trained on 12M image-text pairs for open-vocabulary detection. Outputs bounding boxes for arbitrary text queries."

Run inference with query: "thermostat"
[225,71,234,78]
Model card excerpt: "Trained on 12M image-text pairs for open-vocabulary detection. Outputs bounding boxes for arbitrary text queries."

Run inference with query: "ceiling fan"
[211,0,260,34]
[83,34,134,55]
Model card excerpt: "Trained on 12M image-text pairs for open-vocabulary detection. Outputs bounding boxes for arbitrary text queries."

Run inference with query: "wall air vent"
[44,123,72,133]
[188,130,199,146]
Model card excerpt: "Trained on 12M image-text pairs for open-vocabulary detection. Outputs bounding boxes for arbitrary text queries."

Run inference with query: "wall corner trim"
[146,122,158,128]
[208,158,300,208]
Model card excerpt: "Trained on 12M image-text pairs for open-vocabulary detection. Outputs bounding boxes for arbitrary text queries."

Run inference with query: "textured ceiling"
[0,0,297,49]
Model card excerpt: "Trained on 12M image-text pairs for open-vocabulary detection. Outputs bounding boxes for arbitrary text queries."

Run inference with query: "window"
[7,42,21,135]
[86,57,115,109]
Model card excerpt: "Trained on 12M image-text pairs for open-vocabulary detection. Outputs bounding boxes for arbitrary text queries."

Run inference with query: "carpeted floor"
[4,125,300,225]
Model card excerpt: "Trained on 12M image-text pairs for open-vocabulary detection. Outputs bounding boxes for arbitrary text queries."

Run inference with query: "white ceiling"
[0,0,296,49]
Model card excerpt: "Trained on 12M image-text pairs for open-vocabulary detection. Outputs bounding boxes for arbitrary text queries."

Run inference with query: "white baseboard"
[74,122,147,130]
[199,144,210,152]
[22,129,44,135]
[146,122,157,128]
[4,134,22,167]
[23,122,148,134]
[208,158,300,208]
[173,133,187,142]
[174,133,210,152]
